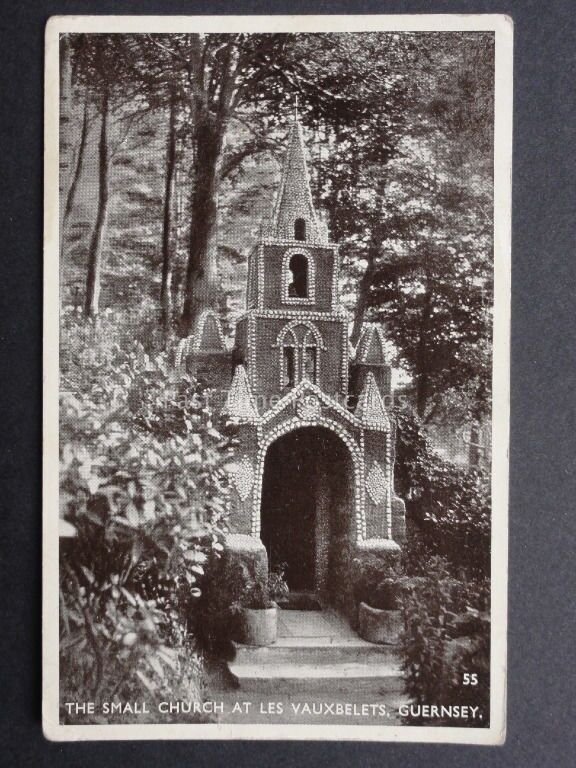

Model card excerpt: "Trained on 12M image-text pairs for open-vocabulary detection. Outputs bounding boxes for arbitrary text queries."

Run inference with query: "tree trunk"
[61,96,89,261]
[350,206,384,347]
[180,113,224,336]
[415,289,432,419]
[350,263,375,347]
[468,422,482,466]
[160,94,178,329]
[416,369,430,420]
[59,35,73,200]
[59,33,73,291]
[84,88,110,319]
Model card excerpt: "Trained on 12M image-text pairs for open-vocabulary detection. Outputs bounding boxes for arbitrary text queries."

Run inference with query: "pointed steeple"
[266,106,327,244]
[355,372,390,430]
[222,365,259,423]
[192,309,227,353]
[355,324,389,365]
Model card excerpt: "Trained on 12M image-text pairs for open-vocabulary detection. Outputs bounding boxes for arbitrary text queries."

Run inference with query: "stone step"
[228,660,404,694]
[232,639,399,666]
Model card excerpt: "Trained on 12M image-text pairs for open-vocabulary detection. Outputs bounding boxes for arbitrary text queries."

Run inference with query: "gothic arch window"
[302,327,318,382]
[280,327,298,388]
[294,218,306,241]
[282,248,315,304]
[275,321,325,388]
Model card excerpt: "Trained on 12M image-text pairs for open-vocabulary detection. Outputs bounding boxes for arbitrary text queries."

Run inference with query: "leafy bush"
[352,553,403,610]
[60,563,207,723]
[394,408,490,579]
[59,309,232,720]
[351,548,490,723]
[400,556,490,726]
[389,408,491,724]
[231,557,274,611]
[268,563,290,603]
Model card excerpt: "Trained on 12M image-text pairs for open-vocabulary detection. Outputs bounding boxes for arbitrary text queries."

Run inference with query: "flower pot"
[358,601,403,645]
[238,605,278,646]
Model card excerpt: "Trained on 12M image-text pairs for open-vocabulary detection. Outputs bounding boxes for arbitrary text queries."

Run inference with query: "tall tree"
[84,82,110,318]
[69,36,118,318]
[177,34,285,335]
[60,35,93,279]
[316,32,495,422]
[160,90,178,328]
[127,33,412,336]
[61,94,90,260]
[70,35,149,318]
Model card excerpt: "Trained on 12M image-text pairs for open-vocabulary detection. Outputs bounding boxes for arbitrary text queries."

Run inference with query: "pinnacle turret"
[355,371,390,430]
[265,109,327,244]
[355,324,389,366]
[222,365,259,423]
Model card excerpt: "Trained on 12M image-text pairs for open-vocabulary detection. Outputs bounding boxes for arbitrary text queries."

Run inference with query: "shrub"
[230,562,292,610]
[60,563,207,723]
[352,553,403,610]
[394,408,490,579]
[59,310,232,720]
[268,563,290,603]
[400,556,490,727]
[231,556,274,611]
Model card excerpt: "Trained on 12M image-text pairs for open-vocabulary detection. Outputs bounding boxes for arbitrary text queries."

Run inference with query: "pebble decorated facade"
[185,113,406,603]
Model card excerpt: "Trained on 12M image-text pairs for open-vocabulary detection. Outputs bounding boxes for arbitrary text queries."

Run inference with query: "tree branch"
[219,137,278,181]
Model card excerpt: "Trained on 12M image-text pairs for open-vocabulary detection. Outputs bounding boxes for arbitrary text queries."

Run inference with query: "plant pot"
[358,601,403,645]
[238,605,278,646]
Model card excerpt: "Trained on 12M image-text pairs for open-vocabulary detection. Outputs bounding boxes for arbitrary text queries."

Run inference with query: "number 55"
[463,673,478,686]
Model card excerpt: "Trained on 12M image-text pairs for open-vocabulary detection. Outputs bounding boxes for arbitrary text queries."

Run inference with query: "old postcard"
[43,14,512,743]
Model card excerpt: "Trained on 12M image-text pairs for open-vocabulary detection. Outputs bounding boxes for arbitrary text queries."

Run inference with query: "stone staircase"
[227,607,404,695]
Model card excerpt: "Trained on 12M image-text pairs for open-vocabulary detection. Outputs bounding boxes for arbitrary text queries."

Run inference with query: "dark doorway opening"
[260,427,353,596]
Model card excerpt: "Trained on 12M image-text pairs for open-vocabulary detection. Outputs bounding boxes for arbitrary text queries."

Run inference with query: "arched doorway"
[260,426,355,598]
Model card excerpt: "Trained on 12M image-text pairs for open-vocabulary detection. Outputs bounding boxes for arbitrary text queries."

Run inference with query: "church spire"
[266,106,328,244]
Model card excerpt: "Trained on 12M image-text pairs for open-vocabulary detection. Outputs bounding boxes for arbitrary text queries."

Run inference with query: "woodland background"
[58,32,494,724]
[60,31,494,429]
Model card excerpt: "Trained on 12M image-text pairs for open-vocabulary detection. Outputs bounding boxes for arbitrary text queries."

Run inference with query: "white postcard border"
[43,13,512,744]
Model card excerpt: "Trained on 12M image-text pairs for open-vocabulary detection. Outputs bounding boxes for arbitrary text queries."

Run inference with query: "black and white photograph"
[43,14,511,743]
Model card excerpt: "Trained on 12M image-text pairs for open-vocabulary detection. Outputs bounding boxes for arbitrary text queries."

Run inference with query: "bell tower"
[234,110,349,407]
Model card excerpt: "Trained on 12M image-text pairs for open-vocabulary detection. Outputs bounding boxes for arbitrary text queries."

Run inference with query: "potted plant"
[354,557,404,645]
[232,561,279,646]
[358,576,403,645]
[268,563,290,607]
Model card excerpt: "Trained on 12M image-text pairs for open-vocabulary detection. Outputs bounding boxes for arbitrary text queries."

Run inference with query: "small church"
[183,111,406,613]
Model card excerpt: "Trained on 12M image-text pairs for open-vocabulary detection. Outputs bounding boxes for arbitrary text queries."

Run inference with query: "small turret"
[350,324,392,406]
[193,309,227,354]
[180,309,232,388]
[223,364,259,423]
[354,371,390,431]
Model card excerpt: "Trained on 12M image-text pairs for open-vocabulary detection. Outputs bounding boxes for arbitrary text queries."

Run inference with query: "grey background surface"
[0,0,574,765]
